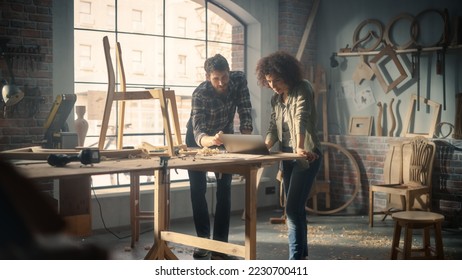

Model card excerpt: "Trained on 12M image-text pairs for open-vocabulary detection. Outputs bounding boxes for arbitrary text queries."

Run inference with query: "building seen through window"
[73,0,245,188]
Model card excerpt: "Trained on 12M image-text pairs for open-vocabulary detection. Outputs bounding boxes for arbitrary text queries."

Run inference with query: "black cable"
[91,180,153,240]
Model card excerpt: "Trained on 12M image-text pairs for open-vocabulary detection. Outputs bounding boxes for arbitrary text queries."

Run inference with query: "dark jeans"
[188,170,232,242]
[185,123,232,242]
[282,146,322,260]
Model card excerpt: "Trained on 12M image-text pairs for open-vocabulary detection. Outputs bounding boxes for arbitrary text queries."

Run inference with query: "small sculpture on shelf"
[75,105,89,147]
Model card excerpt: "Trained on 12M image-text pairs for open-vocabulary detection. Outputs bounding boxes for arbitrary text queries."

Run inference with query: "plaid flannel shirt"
[187,71,253,146]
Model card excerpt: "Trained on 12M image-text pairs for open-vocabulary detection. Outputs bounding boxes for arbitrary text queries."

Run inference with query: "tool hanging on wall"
[437,48,447,110]
[1,55,24,107]
[411,49,421,110]
[454,93,462,139]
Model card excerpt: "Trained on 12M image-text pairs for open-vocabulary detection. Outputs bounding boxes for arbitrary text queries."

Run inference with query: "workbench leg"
[130,173,139,248]
[144,168,176,260]
[244,167,258,260]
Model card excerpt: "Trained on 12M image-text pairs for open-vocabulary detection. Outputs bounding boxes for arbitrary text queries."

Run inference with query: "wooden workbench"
[14,152,301,260]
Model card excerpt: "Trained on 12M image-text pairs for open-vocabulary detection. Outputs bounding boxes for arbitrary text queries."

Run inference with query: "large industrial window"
[73,0,246,189]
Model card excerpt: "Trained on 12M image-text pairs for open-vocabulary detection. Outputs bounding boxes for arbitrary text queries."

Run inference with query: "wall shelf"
[335,44,462,57]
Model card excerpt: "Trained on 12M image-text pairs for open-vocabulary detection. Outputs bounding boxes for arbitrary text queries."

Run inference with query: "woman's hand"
[265,140,273,150]
[296,148,319,162]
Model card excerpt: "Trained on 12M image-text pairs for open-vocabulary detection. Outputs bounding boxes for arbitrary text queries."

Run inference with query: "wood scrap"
[352,55,374,85]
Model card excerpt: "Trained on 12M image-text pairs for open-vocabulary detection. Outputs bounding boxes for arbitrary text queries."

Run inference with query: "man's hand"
[201,131,224,147]
[213,131,224,146]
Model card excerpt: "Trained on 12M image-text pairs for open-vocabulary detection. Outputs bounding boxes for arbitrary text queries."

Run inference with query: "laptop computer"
[220,134,270,155]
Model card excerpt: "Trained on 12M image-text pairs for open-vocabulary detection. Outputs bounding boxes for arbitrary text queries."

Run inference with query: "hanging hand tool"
[437,47,447,110]
[412,48,421,111]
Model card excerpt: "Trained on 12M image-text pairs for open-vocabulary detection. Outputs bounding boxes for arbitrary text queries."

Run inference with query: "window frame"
[73,0,247,190]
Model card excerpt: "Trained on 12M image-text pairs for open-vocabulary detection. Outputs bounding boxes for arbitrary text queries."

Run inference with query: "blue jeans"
[188,170,232,242]
[282,147,322,260]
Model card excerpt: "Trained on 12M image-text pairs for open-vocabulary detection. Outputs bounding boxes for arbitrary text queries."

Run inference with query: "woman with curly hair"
[256,51,322,260]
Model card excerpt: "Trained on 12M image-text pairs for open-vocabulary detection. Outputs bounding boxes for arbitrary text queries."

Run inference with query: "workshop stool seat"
[390,211,445,260]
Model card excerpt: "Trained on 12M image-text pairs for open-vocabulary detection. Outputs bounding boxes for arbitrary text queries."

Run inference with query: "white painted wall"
[91,178,279,230]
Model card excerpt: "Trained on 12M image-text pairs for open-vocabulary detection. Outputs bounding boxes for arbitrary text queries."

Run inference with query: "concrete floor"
[79,207,462,260]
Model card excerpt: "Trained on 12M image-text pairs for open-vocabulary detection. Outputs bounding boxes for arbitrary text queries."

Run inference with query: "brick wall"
[278,0,317,74]
[321,135,462,227]
[231,25,244,71]
[0,0,53,151]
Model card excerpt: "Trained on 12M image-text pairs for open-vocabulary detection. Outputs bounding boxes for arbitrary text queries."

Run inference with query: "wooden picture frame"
[369,44,408,93]
[401,94,441,138]
[349,116,373,136]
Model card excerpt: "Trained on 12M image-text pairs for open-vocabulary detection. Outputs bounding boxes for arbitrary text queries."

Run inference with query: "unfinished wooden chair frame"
[99,36,184,247]
[401,94,441,138]
[369,136,436,227]
[99,36,184,155]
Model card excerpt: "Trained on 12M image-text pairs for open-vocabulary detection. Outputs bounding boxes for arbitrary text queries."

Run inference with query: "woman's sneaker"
[193,248,211,259]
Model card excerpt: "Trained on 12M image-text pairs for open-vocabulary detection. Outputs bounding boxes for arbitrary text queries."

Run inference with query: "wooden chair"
[369,136,436,227]
[99,36,184,155]
[99,36,184,247]
[390,211,444,259]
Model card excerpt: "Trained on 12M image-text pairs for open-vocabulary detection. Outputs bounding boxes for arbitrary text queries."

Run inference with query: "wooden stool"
[129,172,154,248]
[390,211,445,259]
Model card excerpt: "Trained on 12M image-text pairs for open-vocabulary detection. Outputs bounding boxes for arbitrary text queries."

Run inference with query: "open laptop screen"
[220,134,270,155]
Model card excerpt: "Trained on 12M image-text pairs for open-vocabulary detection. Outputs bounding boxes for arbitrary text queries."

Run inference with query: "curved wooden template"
[352,19,384,52]
[388,98,396,136]
[376,102,383,136]
[384,13,418,50]
[306,142,361,215]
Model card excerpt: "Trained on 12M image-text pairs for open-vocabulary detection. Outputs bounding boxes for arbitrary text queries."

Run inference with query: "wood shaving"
[275,223,393,259]
[196,147,220,156]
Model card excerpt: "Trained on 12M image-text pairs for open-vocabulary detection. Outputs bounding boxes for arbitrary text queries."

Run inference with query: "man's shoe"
[193,248,210,259]
[211,252,239,260]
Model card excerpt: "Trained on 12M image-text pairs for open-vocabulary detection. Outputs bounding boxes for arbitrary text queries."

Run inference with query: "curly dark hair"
[204,53,230,74]
[255,51,304,88]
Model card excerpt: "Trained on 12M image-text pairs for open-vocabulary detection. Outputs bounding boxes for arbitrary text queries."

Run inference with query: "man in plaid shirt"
[186,54,253,260]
